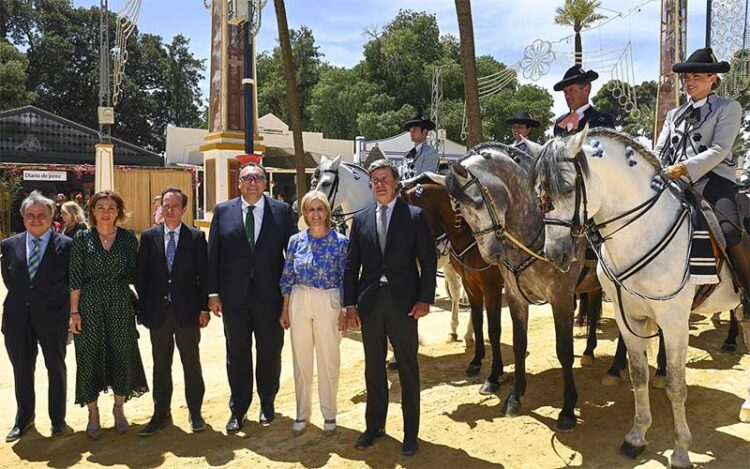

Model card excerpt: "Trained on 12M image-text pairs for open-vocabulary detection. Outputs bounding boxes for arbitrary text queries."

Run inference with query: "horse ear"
[320,155,329,163]
[332,154,341,166]
[522,137,543,157]
[569,124,590,156]
[450,163,469,182]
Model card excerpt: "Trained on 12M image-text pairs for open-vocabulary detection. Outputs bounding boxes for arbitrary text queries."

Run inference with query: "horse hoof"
[740,406,750,423]
[449,333,459,342]
[478,380,500,395]
[580,354,595,367]
[711,312,721,327]
[554,414,577,433]
[670,453,693,469]
[464,339,475,349]
[652,375,667,389]
[619,441,646,459]
[601,373,622,387]
[720,342,737,354]
[501,397,521,417]
[465,364,481,377]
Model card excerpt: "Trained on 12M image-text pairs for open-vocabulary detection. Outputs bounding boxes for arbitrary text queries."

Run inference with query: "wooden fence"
[115,168,194,233]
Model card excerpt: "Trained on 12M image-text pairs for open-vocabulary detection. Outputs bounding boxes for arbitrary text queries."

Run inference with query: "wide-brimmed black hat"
[673,47,730,74]
[553,65,599,91]
[403,116,436,132]
[505,111,540,128]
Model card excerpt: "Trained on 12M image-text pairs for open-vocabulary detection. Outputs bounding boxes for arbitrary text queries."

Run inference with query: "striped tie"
[28,237,41,280]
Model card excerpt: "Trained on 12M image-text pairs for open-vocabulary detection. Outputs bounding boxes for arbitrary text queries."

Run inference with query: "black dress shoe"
[402,439,419,456]
[225,414,244,434]
[50,422,72,437]
[354,429,385,449]
[138,414,172,437]
[259,406,275,425]
[6,420,34,443]
[190,414,206,432]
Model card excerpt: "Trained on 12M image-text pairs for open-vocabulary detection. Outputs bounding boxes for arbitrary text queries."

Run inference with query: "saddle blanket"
[690,204,720,285]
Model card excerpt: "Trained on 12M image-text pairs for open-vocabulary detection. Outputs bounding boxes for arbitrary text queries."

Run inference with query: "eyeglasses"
[240,175,266,183]
[372,177,395,186]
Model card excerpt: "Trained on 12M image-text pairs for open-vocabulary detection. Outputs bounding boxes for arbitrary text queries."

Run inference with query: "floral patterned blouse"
[280,229,349,300]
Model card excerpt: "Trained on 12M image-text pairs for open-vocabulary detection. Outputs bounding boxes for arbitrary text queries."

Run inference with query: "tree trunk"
[574,27,583,66]
[454,0,482,149]
[273,0,307,206]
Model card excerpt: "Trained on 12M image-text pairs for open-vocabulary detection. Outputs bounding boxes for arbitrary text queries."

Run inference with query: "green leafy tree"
[482,84,554,143]
[554,0,606,66]
[592,80,657,128]
[0,40,36,109]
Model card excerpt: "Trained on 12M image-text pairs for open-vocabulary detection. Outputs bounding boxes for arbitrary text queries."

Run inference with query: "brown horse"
[402,183,505,393]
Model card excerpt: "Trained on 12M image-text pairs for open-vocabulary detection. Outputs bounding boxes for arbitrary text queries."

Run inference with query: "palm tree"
[554,0,606,66]
[273,0,307,205]
[454,0,481,148]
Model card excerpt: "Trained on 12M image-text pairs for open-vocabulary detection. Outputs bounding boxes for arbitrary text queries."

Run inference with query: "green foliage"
[0,40,36,108]
[553,0,606,32]
[0,172,22,238]
[592,80,657,140]
[482,84,554,143]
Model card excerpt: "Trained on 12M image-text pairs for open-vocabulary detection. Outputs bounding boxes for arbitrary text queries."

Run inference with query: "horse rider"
[400,116,440,181]
[505,110,541,156]
[553,65,614,137]
[656,47,750,320]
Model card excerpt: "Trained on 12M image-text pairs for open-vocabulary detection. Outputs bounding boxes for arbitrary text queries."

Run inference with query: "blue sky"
[72,0,712,117]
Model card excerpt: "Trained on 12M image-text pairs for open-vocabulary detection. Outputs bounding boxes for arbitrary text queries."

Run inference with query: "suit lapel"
[231,198,250,250]
[33,232,57,281]
[383,199,404,255]
[153,224,168,273]
[173,224,191,267]
[14,234,30,283]
[255,196,274,249]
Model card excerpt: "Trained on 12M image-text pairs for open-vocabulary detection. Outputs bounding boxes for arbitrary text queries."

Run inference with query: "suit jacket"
[136,223,208,329]
[553,106,614,137]
[207,195,297,314]
[400,143,441,179]
[344,198,437,316]
[1,231,71,336]
[655,92,741,183]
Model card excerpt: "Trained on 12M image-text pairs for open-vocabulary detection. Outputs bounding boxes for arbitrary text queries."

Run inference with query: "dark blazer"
[1,231,72,336]
[344,198,437,316]
[136,223,208,329]
[206,195,296,313]
[553,106,615,137]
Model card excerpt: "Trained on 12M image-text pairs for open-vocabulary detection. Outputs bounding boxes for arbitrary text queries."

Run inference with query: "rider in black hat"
[505,111,540,156]
[400,116,440,181]
[553,65,614,137]
[655,47,749,319]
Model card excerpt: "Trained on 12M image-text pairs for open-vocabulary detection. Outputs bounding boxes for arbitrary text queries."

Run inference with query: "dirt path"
[1,282,749,468]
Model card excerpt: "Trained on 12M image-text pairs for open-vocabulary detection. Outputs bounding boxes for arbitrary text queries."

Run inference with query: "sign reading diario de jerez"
[23,170,68,181]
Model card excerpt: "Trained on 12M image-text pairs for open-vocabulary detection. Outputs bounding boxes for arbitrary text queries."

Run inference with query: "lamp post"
[96,0,115,192]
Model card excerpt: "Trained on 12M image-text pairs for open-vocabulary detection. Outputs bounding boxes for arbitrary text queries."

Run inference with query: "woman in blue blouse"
[280,190,348,436]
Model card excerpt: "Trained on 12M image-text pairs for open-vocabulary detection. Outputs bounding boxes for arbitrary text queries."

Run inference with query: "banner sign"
[23,170,68,181]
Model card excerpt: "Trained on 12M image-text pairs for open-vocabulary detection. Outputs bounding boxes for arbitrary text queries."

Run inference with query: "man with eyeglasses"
[136,187,209,436]
[344,159,437,456]
[1,191,72,441]
[400,116,440,181]
[206,163,297,434]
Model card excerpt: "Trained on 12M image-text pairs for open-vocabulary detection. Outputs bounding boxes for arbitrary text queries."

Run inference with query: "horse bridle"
[538,153,592,239]
[318,166,367,221]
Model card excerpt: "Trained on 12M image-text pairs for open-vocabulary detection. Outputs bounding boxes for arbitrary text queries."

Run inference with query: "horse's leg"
[581,288,602,366]
[575,292,588,326]
[652,331,667,389]
[735,309,750,422]
[465,283,485,377]
[444,263,462,342]
[479,277,503,395]
[721,310,739,353]
[660,314,692,469]
[551,297,578,432]
[617,321,653,459]
[602,333,628,386]
[501,293,528,417]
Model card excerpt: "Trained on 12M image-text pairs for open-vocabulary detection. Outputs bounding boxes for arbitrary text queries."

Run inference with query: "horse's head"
[446,146,520,265]
[313,155,342,208]
[530,127,591,271]
[401,182,457,243]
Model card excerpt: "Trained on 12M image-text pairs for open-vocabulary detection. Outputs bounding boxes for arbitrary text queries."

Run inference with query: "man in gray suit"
[400,116,440,180]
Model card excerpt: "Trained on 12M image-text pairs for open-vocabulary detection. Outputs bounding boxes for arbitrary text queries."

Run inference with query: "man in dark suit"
[1,191,72,442]
[553,65,615,137]
[344,159,437,456]
[136,187,209,436]
[207,162,296,434]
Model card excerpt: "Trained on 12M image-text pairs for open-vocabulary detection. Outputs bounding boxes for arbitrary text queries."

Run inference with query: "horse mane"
[530,128,660,198]
[341,161,369,175]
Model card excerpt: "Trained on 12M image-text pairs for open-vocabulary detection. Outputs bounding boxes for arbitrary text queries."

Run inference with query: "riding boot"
[727,236,750,321]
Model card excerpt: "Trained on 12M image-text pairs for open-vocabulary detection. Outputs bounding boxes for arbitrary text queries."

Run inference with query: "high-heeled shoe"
[86,406,102,440]
[323,419,337,436]
[113,403,129,434]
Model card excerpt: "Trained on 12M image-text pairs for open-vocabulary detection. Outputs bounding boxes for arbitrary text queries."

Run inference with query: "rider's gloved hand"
[660,162,689,181]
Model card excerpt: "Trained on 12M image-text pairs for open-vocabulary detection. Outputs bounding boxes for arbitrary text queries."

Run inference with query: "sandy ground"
[0,279,749,469]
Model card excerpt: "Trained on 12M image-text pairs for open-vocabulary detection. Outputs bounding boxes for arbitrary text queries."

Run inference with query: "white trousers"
[288,285,342,421]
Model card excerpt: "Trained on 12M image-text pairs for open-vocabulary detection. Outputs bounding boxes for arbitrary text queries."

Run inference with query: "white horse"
[313,155,472,343]
[529,126,750,468]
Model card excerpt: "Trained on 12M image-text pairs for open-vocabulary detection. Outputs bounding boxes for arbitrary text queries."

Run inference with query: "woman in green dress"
[68,191,148,439]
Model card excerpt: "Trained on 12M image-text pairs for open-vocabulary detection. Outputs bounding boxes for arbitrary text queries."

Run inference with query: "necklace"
[99,229,116,246]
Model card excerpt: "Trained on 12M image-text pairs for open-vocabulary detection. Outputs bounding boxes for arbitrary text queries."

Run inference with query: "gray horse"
[446,143,599,431]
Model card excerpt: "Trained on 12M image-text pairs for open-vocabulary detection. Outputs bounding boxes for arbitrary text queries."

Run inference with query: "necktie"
[558,111,580,131]
[245,205,255,250]
[378,205,388,254]
[28,237,41,280]
[166,231,176,272]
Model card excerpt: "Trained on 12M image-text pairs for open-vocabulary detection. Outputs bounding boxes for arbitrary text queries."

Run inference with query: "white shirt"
[376,197,397,282]
[413,142,425,154]
[690,96,708,109]
[163,222,182,253]
[241,195,265,242]
[564,103,591,131]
